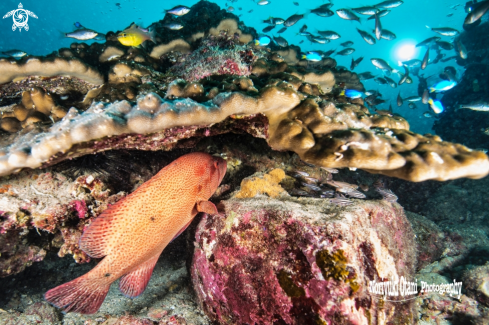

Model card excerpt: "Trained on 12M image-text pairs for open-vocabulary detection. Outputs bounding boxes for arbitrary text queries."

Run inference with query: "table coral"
[0,74,485,182]
[191,197,417,324]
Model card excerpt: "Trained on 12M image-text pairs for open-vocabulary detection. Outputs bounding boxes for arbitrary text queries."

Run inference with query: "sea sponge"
[235,168,287,198]
[0,57,103,85]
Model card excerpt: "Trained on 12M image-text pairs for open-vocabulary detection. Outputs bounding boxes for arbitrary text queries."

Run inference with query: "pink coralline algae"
[170,34,256,82]
[0,170,125,276]
[0,230,46,277]
[191,197,417,324]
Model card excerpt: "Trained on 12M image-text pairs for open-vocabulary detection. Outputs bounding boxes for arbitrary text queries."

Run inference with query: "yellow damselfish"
[117,24,155,47]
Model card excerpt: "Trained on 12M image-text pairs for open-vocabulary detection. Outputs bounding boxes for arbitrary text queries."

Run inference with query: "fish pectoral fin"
[196,200,218,215]
[119,254,159,298]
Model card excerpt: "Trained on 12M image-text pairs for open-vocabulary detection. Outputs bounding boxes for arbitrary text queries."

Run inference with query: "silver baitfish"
[375,187,398,203]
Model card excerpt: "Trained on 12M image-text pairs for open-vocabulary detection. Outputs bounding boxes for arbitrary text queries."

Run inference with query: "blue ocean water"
[0,0,477,134]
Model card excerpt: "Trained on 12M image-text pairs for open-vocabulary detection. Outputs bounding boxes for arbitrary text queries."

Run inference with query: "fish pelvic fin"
[44,275,110,314]
[119,254,159,298]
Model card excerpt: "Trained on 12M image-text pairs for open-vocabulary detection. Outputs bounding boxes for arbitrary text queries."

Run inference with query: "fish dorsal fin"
[119,254,159,298]
[79,202,125,258]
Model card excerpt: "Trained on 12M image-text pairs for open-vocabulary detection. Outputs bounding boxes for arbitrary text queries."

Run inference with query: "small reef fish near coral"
[1,0,489,324]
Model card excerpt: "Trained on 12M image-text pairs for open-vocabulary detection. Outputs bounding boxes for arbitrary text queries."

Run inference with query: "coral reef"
[0,76,486,182]
[169,33,256,82]
[0,1,484,183]
[0,168,125,276]
[191,197,417,324]
[0,1,488,323]
[0,57,103,85]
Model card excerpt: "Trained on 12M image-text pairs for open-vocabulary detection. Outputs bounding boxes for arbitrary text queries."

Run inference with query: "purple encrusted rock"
[191,197,417,324]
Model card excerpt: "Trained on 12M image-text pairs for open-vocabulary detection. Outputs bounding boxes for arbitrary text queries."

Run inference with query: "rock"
[463,263,489,307]
[191,197,417,324]
[405,211,446,270]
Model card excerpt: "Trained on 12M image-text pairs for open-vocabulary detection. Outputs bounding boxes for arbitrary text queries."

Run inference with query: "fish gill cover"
[0,0,489,324]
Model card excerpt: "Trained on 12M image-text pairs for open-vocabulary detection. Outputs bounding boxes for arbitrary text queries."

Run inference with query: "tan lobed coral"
[208,19,253,44]
[0,57,103,85]
[149,39,192,59]
[0,87,68,133]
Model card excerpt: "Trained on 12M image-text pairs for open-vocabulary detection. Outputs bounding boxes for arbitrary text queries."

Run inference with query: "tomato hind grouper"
[45,152,227,314]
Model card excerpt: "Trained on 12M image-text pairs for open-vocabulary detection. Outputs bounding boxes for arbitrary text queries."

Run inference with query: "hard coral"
[0,57,103,85]
[192,197,417,324]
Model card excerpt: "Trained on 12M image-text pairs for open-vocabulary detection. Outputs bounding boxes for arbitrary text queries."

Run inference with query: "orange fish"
[45,152,226,314]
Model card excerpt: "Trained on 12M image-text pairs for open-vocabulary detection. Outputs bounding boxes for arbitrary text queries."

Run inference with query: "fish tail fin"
[148,28,157,43]
[340,90,345,96]
[95,33,106,41]
[45,274,110,314]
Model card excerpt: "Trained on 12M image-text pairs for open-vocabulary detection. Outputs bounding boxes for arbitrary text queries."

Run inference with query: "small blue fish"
[429,80,457,93]
[340,89,365,99]
[301,52,322,61]
[165,5,190,16]
[428,98,444,114]
[254,36,271,46]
